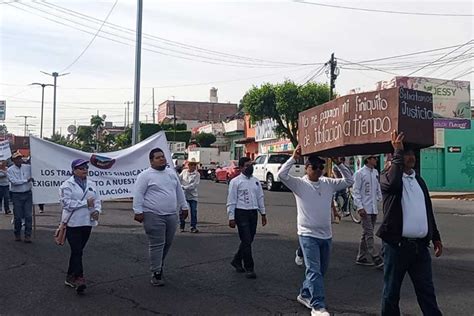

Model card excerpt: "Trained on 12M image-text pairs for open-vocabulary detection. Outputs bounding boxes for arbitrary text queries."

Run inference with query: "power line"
[406,40,473,76]
[10,2,320,69]
[61,0,118,72]
[423,46,474,77]
[294,0,474,17]
[338,58,399,76]
[39,1,313,67]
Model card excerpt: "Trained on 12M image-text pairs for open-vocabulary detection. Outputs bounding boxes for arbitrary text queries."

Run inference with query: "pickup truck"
[253,153,305,191]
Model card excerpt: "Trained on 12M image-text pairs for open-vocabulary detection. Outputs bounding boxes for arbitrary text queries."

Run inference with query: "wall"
[421,120,474,191]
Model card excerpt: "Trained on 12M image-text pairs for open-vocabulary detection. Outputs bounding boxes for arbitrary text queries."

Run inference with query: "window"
[254,155,266,164]
[268,154,290,164]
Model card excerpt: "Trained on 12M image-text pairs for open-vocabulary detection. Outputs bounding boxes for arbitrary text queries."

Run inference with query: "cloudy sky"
[0,0,472,137]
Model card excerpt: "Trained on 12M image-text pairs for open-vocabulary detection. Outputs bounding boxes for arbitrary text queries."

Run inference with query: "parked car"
[253,153,305,191]
[172,152,187,173]
[214,160,240,183]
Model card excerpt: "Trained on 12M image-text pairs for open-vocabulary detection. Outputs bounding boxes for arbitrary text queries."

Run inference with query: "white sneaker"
[311,308,330,316]
[295,250,304,266]
[297,294,312,309]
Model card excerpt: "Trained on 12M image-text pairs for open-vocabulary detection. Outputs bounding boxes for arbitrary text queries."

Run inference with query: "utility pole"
[328,53,339,100]
[152,88,155,124]
[30,83,53,138]
[124,101,133,127]
[16,115,35,136]
[132,0,143,145]
[41,71,69,136]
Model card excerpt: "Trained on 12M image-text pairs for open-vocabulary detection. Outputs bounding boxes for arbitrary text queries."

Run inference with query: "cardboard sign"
[298,87,434,156]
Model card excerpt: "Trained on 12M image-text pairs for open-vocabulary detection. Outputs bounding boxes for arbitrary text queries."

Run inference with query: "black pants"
[0,185,9,213]
[382,240,442,316]
[66,226,92,278]
[233,209,258,271]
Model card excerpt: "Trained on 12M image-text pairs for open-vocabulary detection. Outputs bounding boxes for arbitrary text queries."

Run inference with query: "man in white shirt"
[352,155,384,268]
[7,151,33,243]
[179,159,200,233]
[133,147,189,287]
[277,145,353,316]
[227,157,267,279]
[377,131,442,316]
[0,160,11,215]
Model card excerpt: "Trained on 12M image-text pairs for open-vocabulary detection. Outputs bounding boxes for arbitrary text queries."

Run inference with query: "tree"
[48,133,68,146]
[240,80,331,147]
[194,132,216,147]
[0,124,8,135]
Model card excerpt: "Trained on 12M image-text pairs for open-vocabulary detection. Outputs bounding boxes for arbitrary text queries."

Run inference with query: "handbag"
[54,186,91,246]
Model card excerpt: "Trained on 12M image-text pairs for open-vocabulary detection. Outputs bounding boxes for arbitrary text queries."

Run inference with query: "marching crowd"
[4,131,443,316]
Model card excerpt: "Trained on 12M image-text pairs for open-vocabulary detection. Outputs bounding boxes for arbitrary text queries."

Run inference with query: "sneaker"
[311,308,330,316]
[5,210,11,215]
[190,227,199,233]
[14,235,21,242]
[75,276,87,293]
[39,209,44,214]
[355,258,374,266]
[245,270,257,279]
[150,272,165,286]
[24,236,32,243]
[65,275,76,288]
[180,228,186,232]
[230,260,245,273]
[332,215,340,224]
[295,250,304,266]
[374,258,384,269]
[297,294,312,309]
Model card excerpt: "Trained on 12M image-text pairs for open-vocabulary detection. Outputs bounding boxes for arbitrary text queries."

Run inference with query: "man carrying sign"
[378,131,443,316]
[278,145,353,316]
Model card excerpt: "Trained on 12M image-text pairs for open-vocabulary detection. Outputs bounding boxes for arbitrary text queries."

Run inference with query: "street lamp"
[30,83,53,138]
[40,71,70,136]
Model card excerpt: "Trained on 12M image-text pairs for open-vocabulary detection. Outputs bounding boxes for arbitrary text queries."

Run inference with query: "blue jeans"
[299,235,332,309]
[382,241,442,316]
[180,200,198,229]
[11,191,33,237]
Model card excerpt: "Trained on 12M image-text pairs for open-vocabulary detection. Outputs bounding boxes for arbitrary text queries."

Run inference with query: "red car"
[214,160,240,183]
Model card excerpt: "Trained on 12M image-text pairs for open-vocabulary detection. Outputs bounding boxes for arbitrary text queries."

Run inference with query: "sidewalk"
[430,192,474,200]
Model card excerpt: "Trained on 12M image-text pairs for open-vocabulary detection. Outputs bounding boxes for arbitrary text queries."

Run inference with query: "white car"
[253,153,305,191]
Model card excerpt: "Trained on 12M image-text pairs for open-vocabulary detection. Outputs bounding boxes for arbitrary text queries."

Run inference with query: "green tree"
[240,80,330,147]
[115,128,132,149]
[0,124,8,135]
[194,132,216,147]
[48,133,68,146]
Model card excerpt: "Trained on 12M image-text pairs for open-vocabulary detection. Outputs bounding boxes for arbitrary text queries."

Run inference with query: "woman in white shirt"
[59,158,101,294]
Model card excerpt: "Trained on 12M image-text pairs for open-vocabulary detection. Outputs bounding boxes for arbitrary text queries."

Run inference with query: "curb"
[430,194,474,201]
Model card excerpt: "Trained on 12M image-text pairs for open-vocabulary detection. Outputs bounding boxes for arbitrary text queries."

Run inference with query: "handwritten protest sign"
[0,140,11,160]
[298,87,434,156]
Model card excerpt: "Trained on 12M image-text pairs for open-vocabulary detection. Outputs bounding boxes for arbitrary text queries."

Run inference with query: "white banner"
[30,132,173,204]
[0,140,11,160]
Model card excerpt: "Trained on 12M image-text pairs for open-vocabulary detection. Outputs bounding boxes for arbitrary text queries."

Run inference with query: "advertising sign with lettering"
[30,131,173,204]
[298,87,434,156]
[377,77,470,128]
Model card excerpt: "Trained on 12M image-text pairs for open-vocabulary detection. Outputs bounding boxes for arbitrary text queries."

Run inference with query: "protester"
[179,159,201,233]
[0,160,11,215]
[352,155,384,268]
[7,151,33,243]
[227,157,267,279]
[377,131,443,316]
[133,148,189,286]
[59,158,101,294]
[278,145,354,316]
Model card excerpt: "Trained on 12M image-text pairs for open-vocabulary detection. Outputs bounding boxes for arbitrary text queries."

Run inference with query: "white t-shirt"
[278,158,354,239]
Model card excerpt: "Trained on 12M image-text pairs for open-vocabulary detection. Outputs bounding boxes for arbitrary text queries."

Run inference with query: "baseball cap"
[71,158,89,169]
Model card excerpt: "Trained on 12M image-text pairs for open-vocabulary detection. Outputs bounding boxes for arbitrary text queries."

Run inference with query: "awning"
[235,137,255,144]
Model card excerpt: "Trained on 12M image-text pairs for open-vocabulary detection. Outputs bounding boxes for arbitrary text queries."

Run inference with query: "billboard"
[377,77,471,128]
[298,87,434,156]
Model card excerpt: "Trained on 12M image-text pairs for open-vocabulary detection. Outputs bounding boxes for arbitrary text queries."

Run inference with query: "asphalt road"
[0,180,473,316]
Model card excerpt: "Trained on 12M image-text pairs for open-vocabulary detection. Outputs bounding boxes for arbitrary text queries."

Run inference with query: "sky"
[0,0,473,137]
